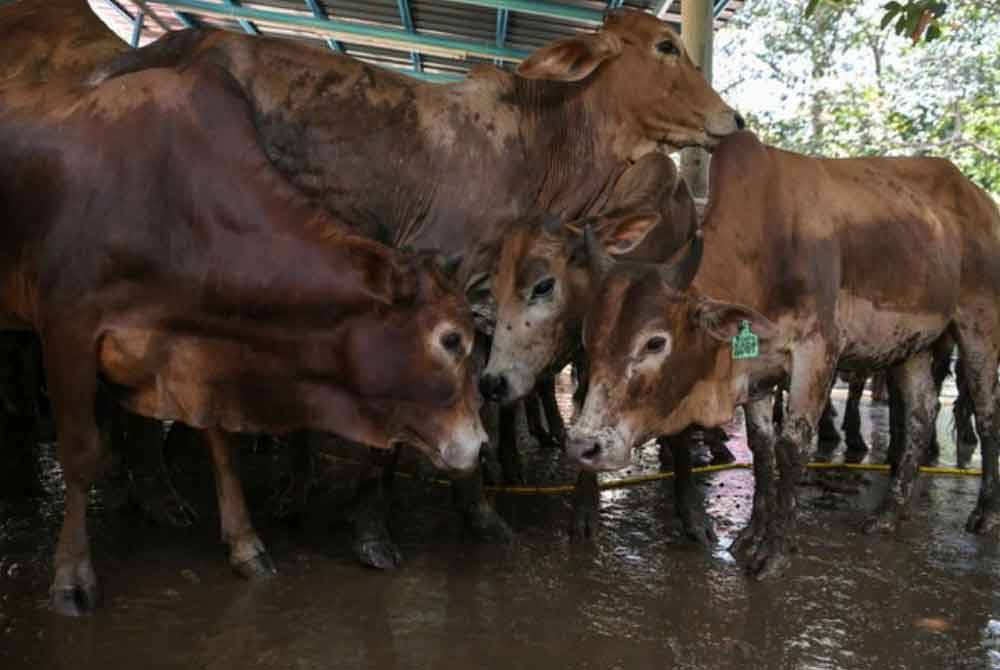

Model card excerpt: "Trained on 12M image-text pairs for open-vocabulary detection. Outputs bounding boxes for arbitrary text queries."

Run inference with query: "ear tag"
[731,320,759,360]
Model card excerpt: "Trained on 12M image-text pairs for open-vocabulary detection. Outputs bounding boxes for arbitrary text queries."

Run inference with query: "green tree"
[718,0,1000,196]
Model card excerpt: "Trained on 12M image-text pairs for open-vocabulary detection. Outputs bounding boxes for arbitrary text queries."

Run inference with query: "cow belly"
[835,295,951,371]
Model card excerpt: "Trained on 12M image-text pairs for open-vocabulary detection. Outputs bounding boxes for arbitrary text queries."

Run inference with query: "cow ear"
[694,299,778,342]
[517,32,622,82]
[596,212,661,256]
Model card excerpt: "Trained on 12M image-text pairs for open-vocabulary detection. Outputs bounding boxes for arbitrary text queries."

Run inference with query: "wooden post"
[680,0,714,199]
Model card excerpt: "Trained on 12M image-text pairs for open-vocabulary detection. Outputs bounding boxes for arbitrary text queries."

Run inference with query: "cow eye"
[531,277,556,300]
[656,40,679,56]
[441,331,463,354]
[645,336,668,354]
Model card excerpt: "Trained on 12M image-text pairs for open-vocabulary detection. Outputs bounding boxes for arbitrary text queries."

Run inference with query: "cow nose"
[734,112,746,130]
[479,373,508,403]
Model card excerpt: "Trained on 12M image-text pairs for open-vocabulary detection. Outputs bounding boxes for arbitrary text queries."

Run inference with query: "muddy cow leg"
[771,385,785,430]
[203,427,276,579]
[862,351,937,534]
[571,355,589,415]
[923,336,953,465]
[120,411,198,528]
[42,329,107,616]
[957,334,1000,535]
[538,375,566,448]
[730,397,777,563]
[842,373,868,461]
[954,361,978,469]
[814,394,841,463]
[747,347,834,580]
[497,404,524,485]
[569,470,600,541]
[271,430,313,524]
[352,446,403,569]
[523,391,548,443]
[885,372,905,471]
[452,468,513,543]
[663,429,717,547]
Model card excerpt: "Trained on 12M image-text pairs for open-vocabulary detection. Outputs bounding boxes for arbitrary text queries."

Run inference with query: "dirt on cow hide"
[0,382,998,670]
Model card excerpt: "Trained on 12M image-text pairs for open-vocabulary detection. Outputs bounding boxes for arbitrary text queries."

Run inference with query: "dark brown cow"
[568,130,1000,578]
[93,8,742,560]
[0,60,484,615]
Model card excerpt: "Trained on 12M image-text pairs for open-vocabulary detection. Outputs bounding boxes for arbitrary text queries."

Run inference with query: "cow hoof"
[50,562,100,617]
[966,501,1000,536]
[708,444,736,466]
[232,552,278,580]
[569,505,599,541]
[862,508,901,535]
[354,537,403,570]
[464,502,513,543]
[729,522,763,560]
[747,537,794,581]
[681,513,717,548]
[843,441,869,464]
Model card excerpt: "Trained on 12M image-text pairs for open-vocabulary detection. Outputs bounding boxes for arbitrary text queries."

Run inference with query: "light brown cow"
[568,130,1000,578]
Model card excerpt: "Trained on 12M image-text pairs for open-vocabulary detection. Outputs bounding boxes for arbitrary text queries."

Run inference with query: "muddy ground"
[1,380,999,669]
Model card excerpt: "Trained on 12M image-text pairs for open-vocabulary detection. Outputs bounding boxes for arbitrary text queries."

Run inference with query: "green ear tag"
[731,320,759,360]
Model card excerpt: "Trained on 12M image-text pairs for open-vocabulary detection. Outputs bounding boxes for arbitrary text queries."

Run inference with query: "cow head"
[517,9,743,151]
[342,255,486,473]
[480,211,662,405]
[566,229,777,471]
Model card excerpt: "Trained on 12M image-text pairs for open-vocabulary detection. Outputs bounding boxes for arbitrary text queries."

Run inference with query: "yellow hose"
[322,454,982,496]
[483,461,983,496]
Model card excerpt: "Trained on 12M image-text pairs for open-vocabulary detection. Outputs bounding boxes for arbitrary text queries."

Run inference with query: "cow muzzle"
[436,416,488,474]
[567,426,631,472]
[705,108,745,139]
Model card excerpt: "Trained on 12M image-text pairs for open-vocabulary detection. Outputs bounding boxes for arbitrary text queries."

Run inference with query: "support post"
[680,0,713,199]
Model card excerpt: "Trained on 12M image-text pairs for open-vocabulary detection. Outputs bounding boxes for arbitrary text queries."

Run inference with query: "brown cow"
[568,130,1000,578]
[0,59,485,615]
[475,152,721,540]
[95,8,743,563]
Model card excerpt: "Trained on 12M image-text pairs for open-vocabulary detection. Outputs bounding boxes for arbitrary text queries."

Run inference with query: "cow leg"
[885,372,905,471]
[497,404,524,485]
[842,373,868,462]
[730,397,777,562]
[538,375,566,448]
[352,447,403,569]
[956,336,1000,535]
[663,430,717,547]
[120,412,198,528]
[452,469,513,543]
[203,427,276,579]
[771,386,785,430]
[271,430,313,524]
[703,427,735,465]
[42,331,106,616]
[523,390,551,447]
[570,470,600,540]
[954,361,978,469]
[862,351,937,534]
[748,349,834,580]
[814,398,841,462]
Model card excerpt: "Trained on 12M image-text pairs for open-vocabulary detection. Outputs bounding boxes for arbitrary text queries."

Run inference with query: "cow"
[474,151,723,540]
[567,130,1000,578]
[0,58,485,616]
[95,7,743,565]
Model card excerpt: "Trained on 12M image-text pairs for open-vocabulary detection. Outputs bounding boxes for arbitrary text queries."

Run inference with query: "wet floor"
[2,381,1000,669]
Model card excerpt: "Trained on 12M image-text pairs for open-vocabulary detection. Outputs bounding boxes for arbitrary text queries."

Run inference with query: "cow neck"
[503,75,633,219]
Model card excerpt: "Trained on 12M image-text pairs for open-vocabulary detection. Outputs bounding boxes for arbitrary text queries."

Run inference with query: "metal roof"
[90,0,744,83]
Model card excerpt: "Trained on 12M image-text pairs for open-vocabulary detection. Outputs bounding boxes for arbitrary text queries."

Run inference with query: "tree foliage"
[718,0,1000,197]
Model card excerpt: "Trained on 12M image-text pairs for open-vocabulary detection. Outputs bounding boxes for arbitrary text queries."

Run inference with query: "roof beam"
[221,0,259,36]
[159,0,532,62]
[129,10,145,47]
[303,0,343,52]
[438,0,602,24]
[396,0,423,74]
[493,8,508,66]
